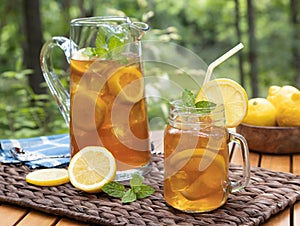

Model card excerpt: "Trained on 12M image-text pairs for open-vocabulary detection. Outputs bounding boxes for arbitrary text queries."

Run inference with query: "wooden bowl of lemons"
[237,85,300,154]
[236,123,300,154]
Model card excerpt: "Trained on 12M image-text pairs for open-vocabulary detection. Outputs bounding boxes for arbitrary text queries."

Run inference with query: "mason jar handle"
[229,131,250,192]
[40,36,76,124]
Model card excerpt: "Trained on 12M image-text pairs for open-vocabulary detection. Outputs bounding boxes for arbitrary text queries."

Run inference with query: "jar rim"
[168,99,225,127]
[169,99,224,115]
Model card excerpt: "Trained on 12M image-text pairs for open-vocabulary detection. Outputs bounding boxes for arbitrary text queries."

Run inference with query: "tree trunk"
[247,0,259,97]
[290,0,300,87]
[23,0,46,95]
[78,0,95,17]
[234,0,245,87]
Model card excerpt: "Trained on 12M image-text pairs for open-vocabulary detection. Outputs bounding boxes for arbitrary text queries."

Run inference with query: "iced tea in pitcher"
[70,54,151,173]
[40,16,151,181]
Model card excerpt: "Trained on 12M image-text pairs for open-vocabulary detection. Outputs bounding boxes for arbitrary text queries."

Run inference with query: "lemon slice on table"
[108,66,144,103]
[26,168,69,186]
[196,78,248,128]
[68,146,116,193]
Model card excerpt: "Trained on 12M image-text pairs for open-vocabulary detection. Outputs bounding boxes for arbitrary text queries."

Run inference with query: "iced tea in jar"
[40,17,151,181]
[164,100,250,212]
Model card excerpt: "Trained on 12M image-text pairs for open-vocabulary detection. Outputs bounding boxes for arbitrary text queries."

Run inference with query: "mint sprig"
[182,89,216,113]
[101,181,125,198]
[182,89,195,107]
[83,25,128,59]
[102,174,155,203]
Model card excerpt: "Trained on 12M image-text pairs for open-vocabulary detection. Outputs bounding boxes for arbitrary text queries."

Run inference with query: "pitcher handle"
[229,131,251,192]
[40,36,75,124]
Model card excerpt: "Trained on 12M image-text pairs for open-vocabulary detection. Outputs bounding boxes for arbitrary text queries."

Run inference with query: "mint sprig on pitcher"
[83,25,129,59]
[182,89,216,113]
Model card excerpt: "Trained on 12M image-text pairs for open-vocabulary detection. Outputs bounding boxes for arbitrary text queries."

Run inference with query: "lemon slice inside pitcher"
[72,91,106,131]
[108,66,144,103]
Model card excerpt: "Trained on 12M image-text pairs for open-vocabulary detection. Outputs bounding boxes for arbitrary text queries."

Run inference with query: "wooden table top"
[0,130,299,226]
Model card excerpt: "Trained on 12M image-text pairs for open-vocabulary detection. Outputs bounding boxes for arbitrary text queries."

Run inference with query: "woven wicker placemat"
[0,155,300,226]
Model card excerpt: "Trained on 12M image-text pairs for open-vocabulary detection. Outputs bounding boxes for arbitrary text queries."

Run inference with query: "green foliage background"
[0,0,298,138]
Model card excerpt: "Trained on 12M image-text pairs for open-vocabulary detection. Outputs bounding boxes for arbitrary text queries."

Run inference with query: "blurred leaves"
[0,66,68,138]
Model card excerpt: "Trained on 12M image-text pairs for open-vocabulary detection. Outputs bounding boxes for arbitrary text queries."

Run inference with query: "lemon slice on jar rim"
[196,78,248,128]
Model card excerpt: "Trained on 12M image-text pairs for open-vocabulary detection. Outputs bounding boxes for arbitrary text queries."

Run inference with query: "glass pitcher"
[164,100,250,212]
[40,16,151,181]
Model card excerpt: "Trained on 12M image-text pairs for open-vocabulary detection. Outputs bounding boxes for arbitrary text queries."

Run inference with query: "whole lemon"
[267,85,299,109]
[242,98,276,126]
[276,92,300,127]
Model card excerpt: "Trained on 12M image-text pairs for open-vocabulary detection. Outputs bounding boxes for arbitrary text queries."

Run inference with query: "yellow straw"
[203,43,244,84]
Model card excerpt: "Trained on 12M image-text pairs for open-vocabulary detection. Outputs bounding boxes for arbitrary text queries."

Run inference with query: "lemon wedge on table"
[196,78,248,128]
[26,168,69,186]
[68,146,116,193]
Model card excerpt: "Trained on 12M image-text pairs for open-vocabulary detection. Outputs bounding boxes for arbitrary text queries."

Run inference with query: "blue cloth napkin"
[0,134,70,169]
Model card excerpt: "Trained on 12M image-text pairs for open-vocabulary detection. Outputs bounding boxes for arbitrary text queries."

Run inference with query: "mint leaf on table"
[130,174,155,199]
[130,173,144,187]
[122,189,137,203]
[134,185,155,199]
[102,173,155,203]
[102,181,125,198]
